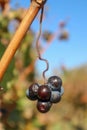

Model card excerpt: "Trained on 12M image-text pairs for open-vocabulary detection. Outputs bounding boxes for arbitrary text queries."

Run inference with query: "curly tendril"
[36,7,49,83]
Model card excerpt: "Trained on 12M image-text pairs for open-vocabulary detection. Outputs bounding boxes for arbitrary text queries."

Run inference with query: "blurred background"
[0,0,87,130]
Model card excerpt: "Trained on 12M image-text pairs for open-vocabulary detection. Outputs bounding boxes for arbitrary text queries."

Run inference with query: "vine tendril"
[36,7,49,83]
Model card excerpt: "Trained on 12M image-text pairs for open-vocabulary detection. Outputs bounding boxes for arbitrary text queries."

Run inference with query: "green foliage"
[0,59,15,89]
[0,42,6,58]
[0,43,15,88]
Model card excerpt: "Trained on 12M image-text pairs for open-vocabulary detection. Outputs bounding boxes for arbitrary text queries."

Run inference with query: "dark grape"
[50,91,61,103]
[37,101,52,113]
[38,84,51,101]
[60,86,64,96]
[26,83,39,100]
[48,76,62,90]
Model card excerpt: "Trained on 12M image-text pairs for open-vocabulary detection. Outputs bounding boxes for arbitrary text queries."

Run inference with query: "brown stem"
[0,1,46,81]
[36,7,49,83]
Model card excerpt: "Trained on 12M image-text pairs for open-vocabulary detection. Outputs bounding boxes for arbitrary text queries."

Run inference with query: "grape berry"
[38,84,51,101]
[50,91,61,103]
[26,83,39,100]
[48,76,62,90]
[37,101,52,113]
[26,75,64,113]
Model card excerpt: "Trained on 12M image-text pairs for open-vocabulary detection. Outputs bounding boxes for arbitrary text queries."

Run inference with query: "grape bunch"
[26,76,64,113]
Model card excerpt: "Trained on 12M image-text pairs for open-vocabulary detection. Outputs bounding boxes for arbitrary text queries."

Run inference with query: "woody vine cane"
[0,0,47,81]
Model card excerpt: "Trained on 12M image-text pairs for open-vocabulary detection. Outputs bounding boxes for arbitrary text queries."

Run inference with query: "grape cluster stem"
[36,7,49,83]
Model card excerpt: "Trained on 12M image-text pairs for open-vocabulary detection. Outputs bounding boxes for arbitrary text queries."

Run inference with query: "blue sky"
[10,0,87,76]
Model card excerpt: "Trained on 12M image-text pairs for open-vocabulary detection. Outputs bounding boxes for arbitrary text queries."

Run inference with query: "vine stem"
[0,0,46,81]
[36,7,49,83]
